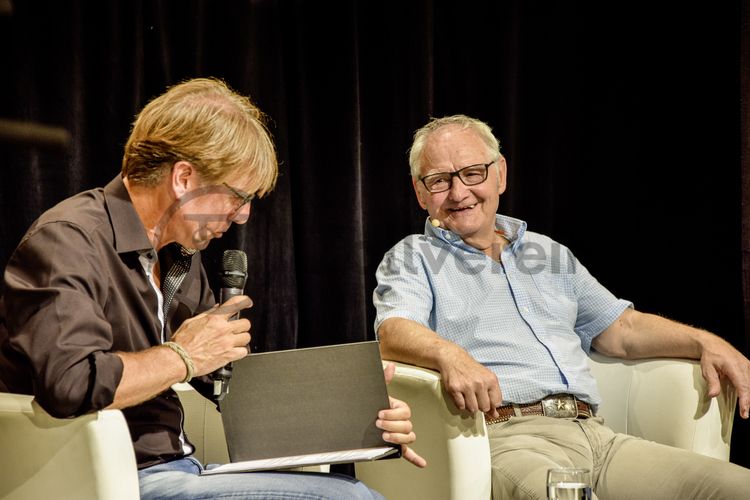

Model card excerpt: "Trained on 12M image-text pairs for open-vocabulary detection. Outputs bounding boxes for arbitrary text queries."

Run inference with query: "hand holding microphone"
[212,249,248,400]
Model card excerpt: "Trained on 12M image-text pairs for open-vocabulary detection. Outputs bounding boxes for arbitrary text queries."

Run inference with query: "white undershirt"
[137,249,193,455]
[137,250,165,341]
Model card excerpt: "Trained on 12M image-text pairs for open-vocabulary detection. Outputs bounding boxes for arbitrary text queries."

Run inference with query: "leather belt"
[485,394,593,425]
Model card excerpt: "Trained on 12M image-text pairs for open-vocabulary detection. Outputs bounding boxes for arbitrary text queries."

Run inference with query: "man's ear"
[496,155,508,196]
[170,161,197,199]
[412,178,428,210]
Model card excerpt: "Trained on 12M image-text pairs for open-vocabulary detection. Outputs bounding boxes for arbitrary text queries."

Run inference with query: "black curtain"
[2,0,748,467]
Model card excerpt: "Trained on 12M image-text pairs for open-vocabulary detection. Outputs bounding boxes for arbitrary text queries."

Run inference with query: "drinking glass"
[546,467,592,500]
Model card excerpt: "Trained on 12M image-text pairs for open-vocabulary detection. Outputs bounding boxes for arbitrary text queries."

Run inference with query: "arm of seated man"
[378,317,502,418]
[109,296,252,409]
[593,307,750,418]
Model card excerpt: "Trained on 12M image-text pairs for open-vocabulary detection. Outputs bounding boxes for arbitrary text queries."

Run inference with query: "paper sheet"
[201,446,399,474]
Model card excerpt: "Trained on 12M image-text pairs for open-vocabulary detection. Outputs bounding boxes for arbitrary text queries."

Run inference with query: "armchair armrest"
[173,383,230,465]
[0,392,139,500]
[588,352,736,460]
[355,362,491,500]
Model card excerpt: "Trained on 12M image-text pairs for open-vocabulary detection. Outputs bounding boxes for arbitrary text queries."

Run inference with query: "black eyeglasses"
[419,160,495,193]
[222,182,255,212]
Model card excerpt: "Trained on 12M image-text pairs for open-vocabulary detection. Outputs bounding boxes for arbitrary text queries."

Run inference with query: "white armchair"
[0,385,243,500]
[0,392,139,500]
[354,353,738,500]
[0,383,327,500]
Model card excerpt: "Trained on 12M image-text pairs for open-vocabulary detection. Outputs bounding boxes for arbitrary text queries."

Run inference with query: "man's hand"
[379,363,427,468]
[438,349,503,418]
[699,334,750,419]
[111,295,252,409]
[378,318,503,418]
[171,295,253,376]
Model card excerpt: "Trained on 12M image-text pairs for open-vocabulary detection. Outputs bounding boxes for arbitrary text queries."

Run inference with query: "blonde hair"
[408,114,500,178]
[122,77,278,197]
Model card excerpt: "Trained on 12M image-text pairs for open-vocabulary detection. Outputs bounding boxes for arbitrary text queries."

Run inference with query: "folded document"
[201,341,400,474]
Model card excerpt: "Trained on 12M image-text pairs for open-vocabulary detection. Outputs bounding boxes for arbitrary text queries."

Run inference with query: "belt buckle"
[541,394,578,418]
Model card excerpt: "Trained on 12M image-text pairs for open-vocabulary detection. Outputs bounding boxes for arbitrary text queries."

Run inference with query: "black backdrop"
[2,0,749,467]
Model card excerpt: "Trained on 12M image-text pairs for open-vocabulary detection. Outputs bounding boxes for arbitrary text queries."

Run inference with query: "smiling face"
[413,125,506,249]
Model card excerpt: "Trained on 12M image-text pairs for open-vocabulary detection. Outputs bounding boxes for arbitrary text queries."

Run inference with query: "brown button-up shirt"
[0,176,216,468]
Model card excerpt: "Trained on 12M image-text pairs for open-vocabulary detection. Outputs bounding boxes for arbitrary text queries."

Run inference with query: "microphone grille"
[220,249,248,288]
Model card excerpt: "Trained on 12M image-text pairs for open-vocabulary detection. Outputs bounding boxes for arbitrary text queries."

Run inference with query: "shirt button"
[522,306,530,313]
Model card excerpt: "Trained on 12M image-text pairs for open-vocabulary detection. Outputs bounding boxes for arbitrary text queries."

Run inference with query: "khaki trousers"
[489,416,750,500]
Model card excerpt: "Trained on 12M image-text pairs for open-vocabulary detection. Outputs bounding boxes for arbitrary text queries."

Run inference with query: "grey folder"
[204,340,400,473]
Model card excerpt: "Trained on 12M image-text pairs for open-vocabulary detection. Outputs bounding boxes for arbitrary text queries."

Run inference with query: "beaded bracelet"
[163,341,195,383]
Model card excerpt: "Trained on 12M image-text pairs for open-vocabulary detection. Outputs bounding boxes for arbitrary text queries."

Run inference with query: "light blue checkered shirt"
[373,214,632,405]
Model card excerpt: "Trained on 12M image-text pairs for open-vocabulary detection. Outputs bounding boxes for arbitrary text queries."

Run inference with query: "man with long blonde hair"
[0,78,424,499]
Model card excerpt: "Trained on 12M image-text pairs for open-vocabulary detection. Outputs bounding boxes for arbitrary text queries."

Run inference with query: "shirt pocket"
[533,274,578,329]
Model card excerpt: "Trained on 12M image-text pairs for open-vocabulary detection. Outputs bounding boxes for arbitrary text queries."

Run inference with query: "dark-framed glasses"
[222,182,256,212]
[419,160,495,193]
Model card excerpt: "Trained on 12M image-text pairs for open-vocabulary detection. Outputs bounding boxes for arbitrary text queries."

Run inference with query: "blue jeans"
[138,456,385,500]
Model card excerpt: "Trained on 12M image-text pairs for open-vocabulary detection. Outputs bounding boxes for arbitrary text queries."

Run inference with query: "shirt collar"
[103,176,154,254]
[423,213,528,252]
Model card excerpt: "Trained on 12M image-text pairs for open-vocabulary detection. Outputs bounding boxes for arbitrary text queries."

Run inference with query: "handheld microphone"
[212,249,248,400]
